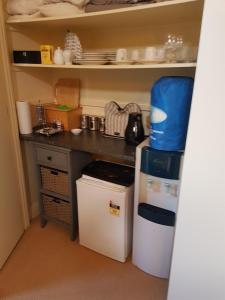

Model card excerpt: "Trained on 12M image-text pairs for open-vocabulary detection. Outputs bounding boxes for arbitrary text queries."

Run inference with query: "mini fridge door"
[77,177,133,262]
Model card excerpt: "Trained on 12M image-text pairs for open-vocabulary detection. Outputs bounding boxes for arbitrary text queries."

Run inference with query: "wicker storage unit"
[34,143,92,240]
[42,194,71,224]
[40,166,69,196]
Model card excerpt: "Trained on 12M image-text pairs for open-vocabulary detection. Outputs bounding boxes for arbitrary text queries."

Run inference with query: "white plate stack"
[74,50,116,65]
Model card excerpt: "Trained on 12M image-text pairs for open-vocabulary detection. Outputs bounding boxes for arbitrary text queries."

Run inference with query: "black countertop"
[21,130,136,165]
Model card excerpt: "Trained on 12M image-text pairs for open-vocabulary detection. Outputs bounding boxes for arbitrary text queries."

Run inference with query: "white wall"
[167,1,225,300]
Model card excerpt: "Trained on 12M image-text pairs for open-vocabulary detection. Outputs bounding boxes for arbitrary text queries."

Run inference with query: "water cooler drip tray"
[138,203,175,226]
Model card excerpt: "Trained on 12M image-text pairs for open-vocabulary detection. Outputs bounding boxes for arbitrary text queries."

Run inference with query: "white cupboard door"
[0,41,25,270]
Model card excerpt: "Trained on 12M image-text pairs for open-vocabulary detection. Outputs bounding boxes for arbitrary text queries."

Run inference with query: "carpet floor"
[0,219,168,300]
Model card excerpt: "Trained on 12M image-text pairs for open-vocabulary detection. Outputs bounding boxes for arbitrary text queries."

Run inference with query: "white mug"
[144,46,157,61]
[131,49,140,62]
[179,46,197,62]
[116,48,127,61]
[155,46,165,62]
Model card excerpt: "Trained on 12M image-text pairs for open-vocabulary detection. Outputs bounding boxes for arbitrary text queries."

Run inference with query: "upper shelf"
[6,0,204,29]
[12,62,197,70]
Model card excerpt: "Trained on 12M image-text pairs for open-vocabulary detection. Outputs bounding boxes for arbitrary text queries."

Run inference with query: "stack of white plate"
[74,51,116,65]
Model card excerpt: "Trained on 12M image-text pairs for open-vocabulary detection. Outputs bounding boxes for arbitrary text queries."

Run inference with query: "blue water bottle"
[150,76,194,151]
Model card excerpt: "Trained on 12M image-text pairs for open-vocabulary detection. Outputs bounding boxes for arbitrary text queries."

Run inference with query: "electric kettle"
[125,112,145,145]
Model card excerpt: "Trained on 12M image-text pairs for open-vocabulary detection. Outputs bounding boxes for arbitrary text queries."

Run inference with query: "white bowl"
[71,128,82,135]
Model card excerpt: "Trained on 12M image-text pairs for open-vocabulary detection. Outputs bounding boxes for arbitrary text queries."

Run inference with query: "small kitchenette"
[5,0,200,283]
[19,73,191,280]
[2,1,225,300]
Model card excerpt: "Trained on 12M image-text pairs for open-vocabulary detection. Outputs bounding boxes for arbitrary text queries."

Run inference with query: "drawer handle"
[47,156,52,161]
[51,170,58,176]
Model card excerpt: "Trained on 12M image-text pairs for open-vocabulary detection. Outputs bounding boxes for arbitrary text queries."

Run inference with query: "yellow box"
[40,45,54,64]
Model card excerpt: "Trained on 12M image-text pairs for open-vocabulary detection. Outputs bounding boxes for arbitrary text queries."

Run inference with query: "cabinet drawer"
[36,147,68,171]
[41,166,69,196]
[42,194,71,224]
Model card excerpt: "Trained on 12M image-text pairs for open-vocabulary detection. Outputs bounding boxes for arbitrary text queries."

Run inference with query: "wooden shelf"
[6,0,203,29]
[12,62,196,70]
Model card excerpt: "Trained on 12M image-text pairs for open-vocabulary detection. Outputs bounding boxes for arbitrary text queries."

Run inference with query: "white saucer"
[75,60,107,65]
[114,60,133,65]
[140,59,165,64]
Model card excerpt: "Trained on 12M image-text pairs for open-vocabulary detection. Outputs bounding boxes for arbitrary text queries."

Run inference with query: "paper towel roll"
[16,100,32,134]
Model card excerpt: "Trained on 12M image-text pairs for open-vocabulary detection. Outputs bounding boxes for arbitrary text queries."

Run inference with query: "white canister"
[63,49,72,65]
[53,47,64,65]
[89,116,99,131]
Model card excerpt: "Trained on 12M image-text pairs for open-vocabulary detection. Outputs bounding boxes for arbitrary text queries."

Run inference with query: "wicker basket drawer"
[42,194,71,224]
[41,166,69,196]
[42,194,57,219]
[56,199,72,224]
[36,147,68,171]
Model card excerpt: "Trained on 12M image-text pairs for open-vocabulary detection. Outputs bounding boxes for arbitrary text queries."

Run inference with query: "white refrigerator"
[77,174,134,263]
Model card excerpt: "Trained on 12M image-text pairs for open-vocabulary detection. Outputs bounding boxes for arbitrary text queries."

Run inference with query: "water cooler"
[132,139,183,278]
